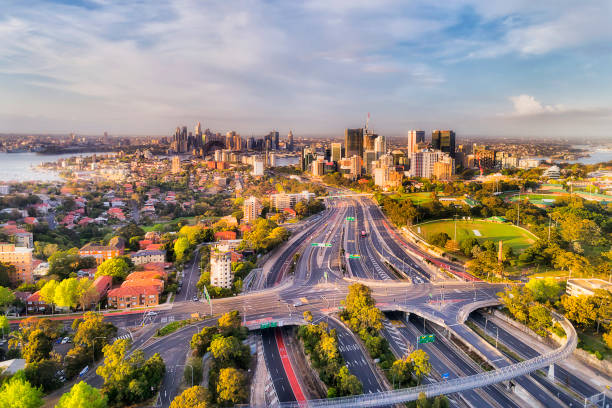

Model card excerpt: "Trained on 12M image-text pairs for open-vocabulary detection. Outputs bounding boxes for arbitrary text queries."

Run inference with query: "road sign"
[347,254,361,258]
[312,243,333,247]
[418,334,435,344]
[346,217,355,221]
[441,373,449,380]
[260,322,279,329]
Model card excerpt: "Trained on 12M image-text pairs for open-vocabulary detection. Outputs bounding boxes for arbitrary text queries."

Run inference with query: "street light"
[176,364,195,387]
[92,336,107,365]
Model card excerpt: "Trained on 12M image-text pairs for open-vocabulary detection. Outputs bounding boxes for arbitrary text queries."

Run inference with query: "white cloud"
[509,94,563,116]
[505,94,611,120]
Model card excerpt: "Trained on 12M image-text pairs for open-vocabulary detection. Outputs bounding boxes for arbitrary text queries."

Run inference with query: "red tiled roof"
[108,285,159,297]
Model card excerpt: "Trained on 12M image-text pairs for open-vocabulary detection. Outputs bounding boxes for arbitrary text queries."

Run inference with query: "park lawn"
[578,331,612,361]
[387,192,464,206]
[508,193,569,206]
[142,216,211,232]
[414,219,536,252]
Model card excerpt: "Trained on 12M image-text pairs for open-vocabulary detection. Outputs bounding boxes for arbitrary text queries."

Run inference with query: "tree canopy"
[56,381,107,408]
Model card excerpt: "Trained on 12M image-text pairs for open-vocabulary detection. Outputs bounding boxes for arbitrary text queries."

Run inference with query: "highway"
[470,311,596,406]
[35,192,583,408]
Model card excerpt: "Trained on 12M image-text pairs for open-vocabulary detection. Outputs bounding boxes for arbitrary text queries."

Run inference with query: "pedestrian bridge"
[253,313,577,407]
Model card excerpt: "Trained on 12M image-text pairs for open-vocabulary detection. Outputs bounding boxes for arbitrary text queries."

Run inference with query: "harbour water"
[0,152,300,182]
[0,152,90,182]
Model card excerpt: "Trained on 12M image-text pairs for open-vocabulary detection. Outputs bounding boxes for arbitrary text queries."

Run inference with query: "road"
[38,192,582,408]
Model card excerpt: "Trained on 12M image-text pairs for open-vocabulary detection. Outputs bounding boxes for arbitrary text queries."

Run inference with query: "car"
[79,365,89,377]
[192,296,199,302]
[147,311,158,316]
[61,337,68,344]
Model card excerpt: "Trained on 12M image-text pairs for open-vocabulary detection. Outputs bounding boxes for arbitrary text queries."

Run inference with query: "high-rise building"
[409,151,447,178]
[0,243,34,285]
[171,156,181,174]
[374,134,386,157]
[408,130,425,156]
[331,143,342,162]
[433,156,455,180]
[210,250,233,288]
[311,158,325,177]
[270,191,316,210]
[363,150,377,175]
[431,130,456,157]
[345,128,363,159]
[252,159,264,176]
[243,196,262,224]
[301,147,315,171]
[287,130,294,151]
[363,131,377,152]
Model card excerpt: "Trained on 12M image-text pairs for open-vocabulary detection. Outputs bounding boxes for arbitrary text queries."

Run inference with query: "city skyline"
[2,1,612,139]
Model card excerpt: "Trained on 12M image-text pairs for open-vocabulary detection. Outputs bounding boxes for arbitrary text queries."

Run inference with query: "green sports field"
[507,193,568,206]
[414,219,536,252]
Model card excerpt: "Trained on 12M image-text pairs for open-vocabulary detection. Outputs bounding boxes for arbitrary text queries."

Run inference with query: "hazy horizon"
[2,1,612,138]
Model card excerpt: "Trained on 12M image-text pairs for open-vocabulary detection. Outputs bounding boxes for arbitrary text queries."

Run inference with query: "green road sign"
[259,321,278,329]
[348,254,361,258]
[312,243,333,247]
[203,286,211,304]
[418,334,435,344]
[346,217,355,221]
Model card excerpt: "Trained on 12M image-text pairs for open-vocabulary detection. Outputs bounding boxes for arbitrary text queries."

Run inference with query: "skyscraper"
[431,130,456,157]
[408,130,425,155]
[331,142,342,162]
[374,134,386,157]
[363,131,377,152]
[345,128,363,159]
[287,130,294,151]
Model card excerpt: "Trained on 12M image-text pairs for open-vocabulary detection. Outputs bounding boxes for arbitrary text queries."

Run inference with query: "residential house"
[107,286,160,308]
[129,249,166,266]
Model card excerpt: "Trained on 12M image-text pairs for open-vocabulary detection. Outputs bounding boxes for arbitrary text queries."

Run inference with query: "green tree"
[337,366,362,395]
[409,349,431,383]
[0,373,43,408]
[56,381,107,408]
[525,278,563,303]
[217,310,243,337]
[209,336,243,365]
[96,339,164,405]
[24,356,63,392]
[0,315,9,337]
[174,237,191,262]
[22,329,53,363]
[73,312,117,360]
[54,278,79,309]
[0,285,15,309]
[216,368,247,406]
[95,257,130,281]
[39,280,59,313]
[528,304,552,336]
[430,232,451,248]
[390,356,412,387]
[603,330,612,350]
[76,278,98,311]
[169,386,210,408]
[0,263,14,287]
[191,326,217,357]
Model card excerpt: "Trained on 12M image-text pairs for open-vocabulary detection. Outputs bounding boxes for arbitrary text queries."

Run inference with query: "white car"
[147,311,158,316]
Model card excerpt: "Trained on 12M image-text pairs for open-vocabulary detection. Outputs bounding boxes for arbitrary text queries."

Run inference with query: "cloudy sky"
[1,0,612,139]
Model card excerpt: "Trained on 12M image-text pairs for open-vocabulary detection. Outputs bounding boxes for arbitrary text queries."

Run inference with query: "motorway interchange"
[53,194,598,408]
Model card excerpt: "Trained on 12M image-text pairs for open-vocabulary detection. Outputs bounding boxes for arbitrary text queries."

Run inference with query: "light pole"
[92,336,107,365]
[176,364,195,387]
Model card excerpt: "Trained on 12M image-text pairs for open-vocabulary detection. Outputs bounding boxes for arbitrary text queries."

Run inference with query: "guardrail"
[256,314,577,408]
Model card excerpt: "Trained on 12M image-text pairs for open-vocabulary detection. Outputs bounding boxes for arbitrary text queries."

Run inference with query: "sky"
[1,0,612,139]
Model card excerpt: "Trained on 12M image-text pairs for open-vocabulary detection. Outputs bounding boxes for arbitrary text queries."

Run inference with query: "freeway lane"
[471,312,595,404]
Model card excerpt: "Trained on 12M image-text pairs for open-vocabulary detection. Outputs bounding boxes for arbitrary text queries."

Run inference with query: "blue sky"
[1,0,611,139]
